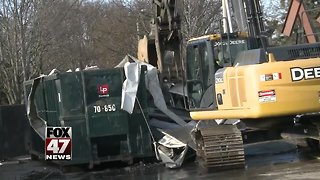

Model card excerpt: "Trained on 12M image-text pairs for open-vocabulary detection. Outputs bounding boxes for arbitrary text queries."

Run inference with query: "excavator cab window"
[213,38,248,66]
[186,41,216,109]
[186,44,202,108]
[186,37,249,110]
[187,45,201,80]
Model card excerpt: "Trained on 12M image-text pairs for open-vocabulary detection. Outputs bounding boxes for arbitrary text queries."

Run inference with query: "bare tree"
[0,0,87,104]
[0,0,42,104]
[37,0,139,70]
[181,0,222,39]
[0,0,223,105]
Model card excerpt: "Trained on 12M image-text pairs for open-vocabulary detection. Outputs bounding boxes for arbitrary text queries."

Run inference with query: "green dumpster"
[24,67,154,166]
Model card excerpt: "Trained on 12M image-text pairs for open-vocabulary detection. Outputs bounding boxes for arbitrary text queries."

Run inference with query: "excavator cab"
[186,33,248,110]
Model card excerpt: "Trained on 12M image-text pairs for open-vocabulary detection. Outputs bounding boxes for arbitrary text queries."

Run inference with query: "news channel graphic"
[45,127,72,160]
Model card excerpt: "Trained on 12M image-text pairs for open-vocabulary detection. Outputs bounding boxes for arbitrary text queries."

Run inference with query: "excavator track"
[195,125,245,170]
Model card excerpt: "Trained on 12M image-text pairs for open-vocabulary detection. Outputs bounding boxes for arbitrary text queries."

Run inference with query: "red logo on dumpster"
[98,84,109,96]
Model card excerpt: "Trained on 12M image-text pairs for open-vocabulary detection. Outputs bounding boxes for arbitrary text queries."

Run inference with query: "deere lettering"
[214,40,246,47]
[290,67,320,81]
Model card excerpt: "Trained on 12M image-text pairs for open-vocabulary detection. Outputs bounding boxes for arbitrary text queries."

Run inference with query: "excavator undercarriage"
[194,125,245,170]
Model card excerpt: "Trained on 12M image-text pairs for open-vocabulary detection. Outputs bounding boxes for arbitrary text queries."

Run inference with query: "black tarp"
[0,105,30,160]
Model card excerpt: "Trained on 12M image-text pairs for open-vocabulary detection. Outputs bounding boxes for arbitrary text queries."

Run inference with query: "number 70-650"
[93,104,116,113]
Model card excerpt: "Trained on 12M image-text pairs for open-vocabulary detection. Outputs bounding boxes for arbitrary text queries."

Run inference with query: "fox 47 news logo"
[45,127,72,160]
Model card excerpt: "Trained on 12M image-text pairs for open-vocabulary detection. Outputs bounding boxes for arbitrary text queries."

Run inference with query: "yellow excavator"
[138,0,320,169]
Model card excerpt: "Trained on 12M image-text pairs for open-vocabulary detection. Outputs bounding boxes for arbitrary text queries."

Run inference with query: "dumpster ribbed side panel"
[43,78,60,126]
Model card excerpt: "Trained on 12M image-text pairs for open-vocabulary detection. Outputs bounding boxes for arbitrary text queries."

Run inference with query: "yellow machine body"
[191,57,320,120]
